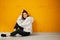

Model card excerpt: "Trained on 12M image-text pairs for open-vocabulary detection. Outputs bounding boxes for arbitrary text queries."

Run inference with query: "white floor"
[0,32,60,40]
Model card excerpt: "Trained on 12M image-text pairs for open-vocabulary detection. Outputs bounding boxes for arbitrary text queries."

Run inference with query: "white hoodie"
[16,14,34,34]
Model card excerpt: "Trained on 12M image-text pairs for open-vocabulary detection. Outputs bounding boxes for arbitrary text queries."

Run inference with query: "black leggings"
[14,23,24,31]
[10,23,30,36]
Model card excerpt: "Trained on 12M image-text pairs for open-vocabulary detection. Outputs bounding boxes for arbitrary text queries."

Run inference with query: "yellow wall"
[0,0,60,32]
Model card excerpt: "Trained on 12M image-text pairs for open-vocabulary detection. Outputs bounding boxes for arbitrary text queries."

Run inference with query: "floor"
[0,32,60,40]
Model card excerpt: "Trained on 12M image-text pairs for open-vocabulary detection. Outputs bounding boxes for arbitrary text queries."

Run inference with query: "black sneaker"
[1,34,6,37]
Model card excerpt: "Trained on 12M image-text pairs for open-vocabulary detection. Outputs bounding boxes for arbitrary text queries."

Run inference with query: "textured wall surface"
[0,0,60,32]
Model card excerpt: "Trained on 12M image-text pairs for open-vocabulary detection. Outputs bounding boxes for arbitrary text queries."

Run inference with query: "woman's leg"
[10,30,30,36]
[10,30,19,36]
[10,23,24,36]
[14,23,24,30]
[18,30,30,36]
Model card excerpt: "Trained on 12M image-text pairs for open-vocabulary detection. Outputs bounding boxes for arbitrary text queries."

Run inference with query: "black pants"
[10,23,30,36]
[14,23,24,31]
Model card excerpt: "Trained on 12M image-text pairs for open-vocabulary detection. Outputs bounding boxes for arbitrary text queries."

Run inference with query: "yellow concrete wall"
[0,0,60,32]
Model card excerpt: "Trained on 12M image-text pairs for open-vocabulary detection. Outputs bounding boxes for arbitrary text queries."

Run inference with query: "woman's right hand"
[14,29,16,31]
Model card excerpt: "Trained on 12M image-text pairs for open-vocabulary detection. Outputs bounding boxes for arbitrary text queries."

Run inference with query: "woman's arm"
[17,15,22,21]
[18,17,34,27]
[16,15,23,24]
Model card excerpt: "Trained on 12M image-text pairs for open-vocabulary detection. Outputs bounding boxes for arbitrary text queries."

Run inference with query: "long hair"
[22,10,29,20]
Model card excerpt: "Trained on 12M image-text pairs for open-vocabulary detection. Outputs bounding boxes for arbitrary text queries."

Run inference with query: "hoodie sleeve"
[16,15,22,24]
[17,15,22,20]
[18,17,34,27]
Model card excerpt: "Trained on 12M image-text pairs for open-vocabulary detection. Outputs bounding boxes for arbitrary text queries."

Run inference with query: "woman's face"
[23,13,28,18]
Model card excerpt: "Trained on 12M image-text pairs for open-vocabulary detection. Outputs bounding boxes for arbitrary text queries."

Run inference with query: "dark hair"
[22,10,29,20]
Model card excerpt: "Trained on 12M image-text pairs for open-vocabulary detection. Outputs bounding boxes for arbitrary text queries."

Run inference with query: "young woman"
[10,10,34,36]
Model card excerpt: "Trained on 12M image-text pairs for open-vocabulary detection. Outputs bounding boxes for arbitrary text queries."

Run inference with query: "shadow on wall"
[32,20,38,32]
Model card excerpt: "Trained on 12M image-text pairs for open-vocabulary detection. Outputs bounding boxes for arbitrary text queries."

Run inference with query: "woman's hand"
[14,29,16,31]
